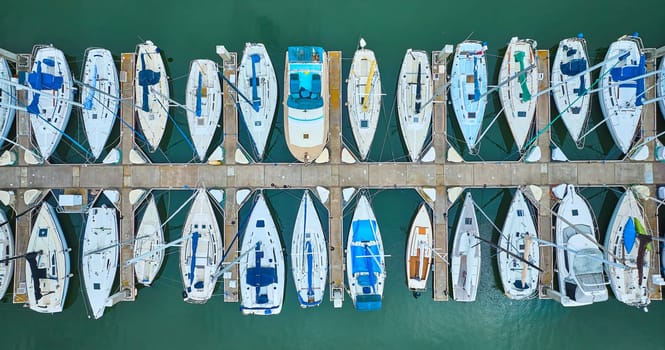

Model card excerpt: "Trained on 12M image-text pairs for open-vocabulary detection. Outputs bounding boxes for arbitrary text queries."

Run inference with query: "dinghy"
[25,203,70,313]
[82,205,118,319]
[81,48,119,160]
[451,192,481,302]
[27,46,74,160]
[347,38,382,160]
[555,185,607,307]
[604,188,650,308]
[450,41,488,152]
[185,59,222,161]
[291,191,327,307]
[347,194,385,310]
[405,204,432,292]
[284,46,328,163]
[551,36,591,144]
[179,188,223,304]
[0,210,14,300]
[133,196,164,286]
[0,58,16,150]
[658,57,665,119]
[240,193,284,315]
[598,34,645,154]
[397,49,432,162]
[498,189,539,300]
[238,43,278,160]
[498,37,538,151]
[135,40,169,152]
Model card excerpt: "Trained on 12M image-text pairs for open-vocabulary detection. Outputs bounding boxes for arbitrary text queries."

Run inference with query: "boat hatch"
[465,217,472,225]
[254,121,262,126]
[256,220,265,228]
[39,228,48,237]
[572,209,578,216]
[517,209,524,217]
[518,111,527,117]
[93,113,98,119]
[94,283,100,290]
[468,112,476,119]
[361,120,368,128]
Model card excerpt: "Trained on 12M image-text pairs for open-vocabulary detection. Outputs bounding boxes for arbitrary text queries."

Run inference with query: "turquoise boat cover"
[355,294,382,311]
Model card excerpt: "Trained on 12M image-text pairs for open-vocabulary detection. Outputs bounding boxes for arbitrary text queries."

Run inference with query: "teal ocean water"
[1,0,665,349]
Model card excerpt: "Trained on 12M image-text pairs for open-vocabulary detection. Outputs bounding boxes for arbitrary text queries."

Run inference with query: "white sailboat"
[347,38,381,160]
[604,188,650,308]
[551,36,592,144]
[405,204,432,292]
[450,41,488,152]
[135,40,169,152]
[27,45,74,160]
[185,59,222,161]
[238,43,278,160]
[658,57,665,119]
[598,34,645,154]
[347,194,385,311]
[498,37,538,151]
[180,188,223,304]
[25,203,70,313]
[0,210,14,300]
[555,184,608,307]
[498,189,539,300]
[0,57,16,150]
[133,196,164,286]
[239,193,284,315]
[284,46,328,163]
[451,192,481,302]
[397,49,432,162]
[291,191,327,307]
[81,48,119,160]
[82,206,118,319]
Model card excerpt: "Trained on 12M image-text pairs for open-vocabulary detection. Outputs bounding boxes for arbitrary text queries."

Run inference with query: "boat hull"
[28,46,74,160]
[397,50,432,162]
[133,196,164,286]
[0,209,14,300]
[26,204,70,313]
[0,58,16,150]
[81,48,119,160]
[598,35,645,154]
[451,192,481,302]
[239,193,284,315]
[498,38,538,151]
[346,194,385,311]
[185,59,222,161]
[347,46,381,160]
[659,58,665,120]
[551,38,591,143]
[291,191,327,307]
[450,41,487,152]
[283,47,329,163]
[82,206,118,319]
[498,189,539,300]
[135,41,169,152]
[406,204,432,291]
[180,189,223,304]
[238,43,278,160]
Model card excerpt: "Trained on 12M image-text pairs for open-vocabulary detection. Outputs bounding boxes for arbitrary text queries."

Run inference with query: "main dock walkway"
[2,47,663,307]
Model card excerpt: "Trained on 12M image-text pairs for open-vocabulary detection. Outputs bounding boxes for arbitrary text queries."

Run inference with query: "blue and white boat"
[291,191,327,307]
[346,194,385,311]
[0,209,14,301]
[185,59,222,161]
[450,41,487,153]
[27,45,74,160]
[135,40,169,152]
[283,46,328,163]
[238,43,278,160]
[239,193,285,315]
[81,48,120,160]
[551,36,591,144]
[179,188,223,304]
[397,49,432,162]
[498,37,538,152]
[657,57,664,120]
[598,34,645,154]
[0,58,16,150]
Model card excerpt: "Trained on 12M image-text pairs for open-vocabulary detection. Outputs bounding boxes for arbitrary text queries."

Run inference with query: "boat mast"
[124,233,194,265]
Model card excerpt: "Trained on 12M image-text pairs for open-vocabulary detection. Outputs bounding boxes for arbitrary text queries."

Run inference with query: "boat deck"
[4,47,664,306]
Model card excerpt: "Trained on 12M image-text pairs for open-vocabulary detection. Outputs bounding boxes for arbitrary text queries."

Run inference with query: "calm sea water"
[1,0,665,349]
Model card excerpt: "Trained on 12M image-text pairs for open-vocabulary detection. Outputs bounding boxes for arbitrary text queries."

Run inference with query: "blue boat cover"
[138,53,162,112]
[609,55,646,106]
[355,294,382,311]
[83,64,98,110]
[352,219,377,242]
[306,241,314,299]
[623,216,636,253]
[473,57,480,101]
[286,46,325,110]
[27,61,65,115]
[195,72,202,117]
[250,54,261,112]
[560,58,587,76]
[187,232,200,292]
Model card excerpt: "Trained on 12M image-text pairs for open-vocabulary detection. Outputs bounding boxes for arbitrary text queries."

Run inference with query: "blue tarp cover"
[623,217,636,253]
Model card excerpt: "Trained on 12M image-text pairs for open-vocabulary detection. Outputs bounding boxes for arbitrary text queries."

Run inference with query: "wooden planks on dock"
[537,186,554,299]
[431,51,448,165]
[221,52,239,302]
[327,51,342,165]
[12,189,30,303]
[535,50,551,162]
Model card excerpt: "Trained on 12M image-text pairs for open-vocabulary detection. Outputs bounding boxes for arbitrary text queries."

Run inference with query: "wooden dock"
[3,45,665,309]
[431,50,449,301]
